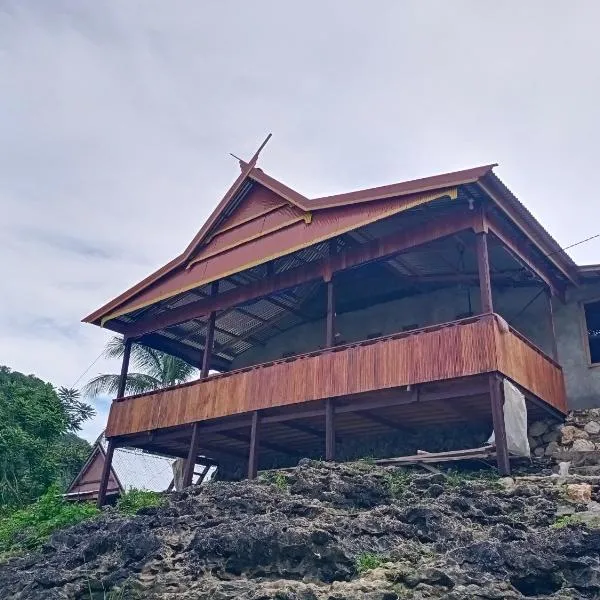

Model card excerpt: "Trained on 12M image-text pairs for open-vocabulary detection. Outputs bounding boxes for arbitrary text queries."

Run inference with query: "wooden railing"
[105,314,566,438]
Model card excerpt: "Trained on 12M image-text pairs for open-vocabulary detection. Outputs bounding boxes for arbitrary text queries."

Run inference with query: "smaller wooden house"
[66,436,208,502]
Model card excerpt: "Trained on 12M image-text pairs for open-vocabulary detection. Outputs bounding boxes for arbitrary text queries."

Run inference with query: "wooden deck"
[106,314,566,440]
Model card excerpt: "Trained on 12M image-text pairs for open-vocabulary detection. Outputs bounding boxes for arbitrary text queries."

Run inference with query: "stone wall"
[529,409,600,474]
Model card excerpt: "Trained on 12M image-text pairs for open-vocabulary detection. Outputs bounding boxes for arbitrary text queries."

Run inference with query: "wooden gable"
[66,446,121,501]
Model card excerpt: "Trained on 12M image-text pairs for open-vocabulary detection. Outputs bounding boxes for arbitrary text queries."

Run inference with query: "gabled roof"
[84,163,498,327]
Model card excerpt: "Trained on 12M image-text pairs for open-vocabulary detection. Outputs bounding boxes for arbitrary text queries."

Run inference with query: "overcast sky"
[1,1,600,442]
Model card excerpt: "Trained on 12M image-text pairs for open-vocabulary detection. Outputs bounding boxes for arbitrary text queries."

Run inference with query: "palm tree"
[83,337,198,397]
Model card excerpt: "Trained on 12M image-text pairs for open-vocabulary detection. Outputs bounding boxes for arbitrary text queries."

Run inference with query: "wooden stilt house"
[84,147,577,506]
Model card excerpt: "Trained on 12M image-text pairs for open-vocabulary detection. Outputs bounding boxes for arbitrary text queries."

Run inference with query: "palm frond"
[130,345,164,379]
[103,336,126,360]
[83,372,163,398]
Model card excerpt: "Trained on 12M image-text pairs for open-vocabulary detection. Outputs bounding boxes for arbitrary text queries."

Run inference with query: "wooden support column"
[98,337,131,507]
[97,439,116,508]
[476,230,494,313]
[247,410,260,479]
[324,239,337,461]
[546,288,559,361]
[201,281,219,379]
[116,338,132,399]
[489,373,510,475]
[325,399,335,461]
[183,422,202,487]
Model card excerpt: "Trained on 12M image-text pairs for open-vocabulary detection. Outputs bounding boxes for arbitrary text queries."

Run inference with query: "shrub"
[356,551,385,574]
[386,470,411,497]
[116,489,164,515]
[0,486,99,555]
[259,471,289,490]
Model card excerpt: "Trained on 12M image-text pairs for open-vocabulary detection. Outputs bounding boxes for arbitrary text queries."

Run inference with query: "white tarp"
[488,378,530,458]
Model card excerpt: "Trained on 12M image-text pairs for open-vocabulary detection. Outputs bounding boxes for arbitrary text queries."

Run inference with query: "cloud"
[1,1,600,443]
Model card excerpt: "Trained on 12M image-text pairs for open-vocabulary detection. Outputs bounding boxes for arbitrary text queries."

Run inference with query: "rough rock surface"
[528,410,600,474]
[1,461,600,599]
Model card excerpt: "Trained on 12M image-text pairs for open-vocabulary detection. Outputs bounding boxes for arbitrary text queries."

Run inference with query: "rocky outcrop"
[1,459,600,599]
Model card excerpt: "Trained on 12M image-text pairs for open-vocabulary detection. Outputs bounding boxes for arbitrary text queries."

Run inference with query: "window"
[584,299,600,364]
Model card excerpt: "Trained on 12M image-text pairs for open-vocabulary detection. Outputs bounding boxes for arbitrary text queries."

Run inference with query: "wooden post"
[325,399,335,461]
[183,423,202,487]
[326,278,335,347]
[97,439,116,508]
[546,288,559,361]
[489,373,510,475]
[247,410,260,479]
[323,239,337,460]
[116,338,132,399]
[476,231,494,313]
[98,337,131,507]
[201,282,219,379]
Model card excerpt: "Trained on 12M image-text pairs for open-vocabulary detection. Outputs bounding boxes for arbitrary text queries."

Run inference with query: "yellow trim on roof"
[100,188,458,326]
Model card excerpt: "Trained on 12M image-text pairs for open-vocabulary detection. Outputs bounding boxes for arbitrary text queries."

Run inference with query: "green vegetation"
[0,366,94,508]
[355,551,385,573]
[443,469,501,488]
[386,470,412,497]
[0,486,99,556]
[84,336,198,397]
[116,489,165,515]
[259,471,289,490]
[552,514,600,529]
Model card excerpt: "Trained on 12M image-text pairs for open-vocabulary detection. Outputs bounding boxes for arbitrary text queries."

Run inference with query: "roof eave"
[478,171,580,287]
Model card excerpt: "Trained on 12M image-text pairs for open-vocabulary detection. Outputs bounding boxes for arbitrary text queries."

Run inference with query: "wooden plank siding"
[105,314,566,438]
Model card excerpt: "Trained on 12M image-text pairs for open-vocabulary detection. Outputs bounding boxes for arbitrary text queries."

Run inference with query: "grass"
[259,471,289,490]
[386,470,412,497]
[0,486,99,556]
[116,489,165,515]
[355,552,385,574]
[552,514,600,529]
[443,469,501,488]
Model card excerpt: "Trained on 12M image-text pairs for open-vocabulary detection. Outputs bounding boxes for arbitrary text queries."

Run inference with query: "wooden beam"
[359,410,406,430]
[486,213,564,298]
[325,278,335,347]
[478,178,578,285]
[325,399,335,461]
[247,411,260,479]
[489,373,510,475]
[183,423,201,487]
[219,430,302,457]
[197,463,211,484]
[201,282,219,378]
[117,339,132,399]
[125,210,476,337]
[546,289,559,361]
[476,230,494,313]
[281,421,324,438]
[137,332,231,371]
[97,440,116,508]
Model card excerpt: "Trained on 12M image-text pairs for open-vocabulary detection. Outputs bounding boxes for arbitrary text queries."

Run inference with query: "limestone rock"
[498,477,515,491]
[561,425,589,445]
[2,460,600,599]
[565,483,592,503]
[533,446,545,457]
[584,421,600,435]
[572,438,595,452]
[545,441,560,456]
[528,420,549,437]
